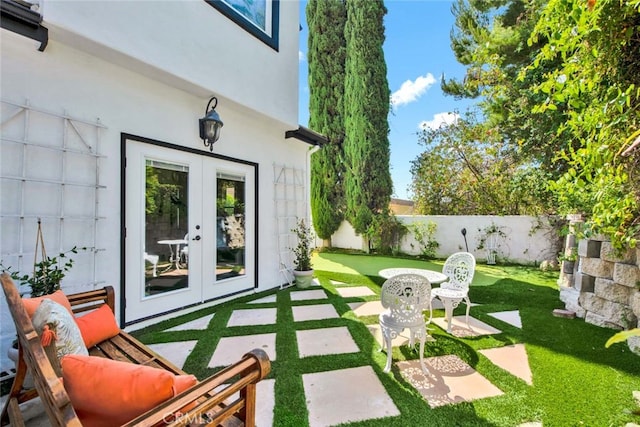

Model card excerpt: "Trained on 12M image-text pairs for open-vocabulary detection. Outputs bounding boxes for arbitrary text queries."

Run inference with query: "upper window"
[206,0,279,51]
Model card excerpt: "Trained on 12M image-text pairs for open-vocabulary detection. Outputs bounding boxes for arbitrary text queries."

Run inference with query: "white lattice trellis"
[0,98,107,294]
[273,163,307,288]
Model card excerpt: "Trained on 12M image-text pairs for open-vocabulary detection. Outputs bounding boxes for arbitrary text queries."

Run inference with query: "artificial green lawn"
[134,252,640,426]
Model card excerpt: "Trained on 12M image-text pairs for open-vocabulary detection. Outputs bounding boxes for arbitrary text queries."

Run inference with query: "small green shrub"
[291,218,314,271]
[365,213,408,255]
[409,221,439,259]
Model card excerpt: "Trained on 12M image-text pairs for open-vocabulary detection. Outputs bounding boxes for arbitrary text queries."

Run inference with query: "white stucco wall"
[40,0,300,127]
[0,0,306,368]
[327,216,563,265]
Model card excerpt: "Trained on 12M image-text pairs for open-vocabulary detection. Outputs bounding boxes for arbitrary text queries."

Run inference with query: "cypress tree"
[343,0,392,235]
[307,0,347,246]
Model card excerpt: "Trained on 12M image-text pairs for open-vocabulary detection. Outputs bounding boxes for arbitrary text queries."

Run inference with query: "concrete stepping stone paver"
[348,300,385,316]
[292,304,339,322]
[227,307,277,327]
[335,286,376,298]
[255,379,276,427]
[348,301,365,312]
[367,324,435,349]
[349,300,443,316]
[398,355,503,408]
[479,343,532,385]
[330,280,346,285]
[432,315,502,337]
[367,323,407,348]
[488,310,522,328]
[297,326,360,357]
[147,340,198,370]
[248,295,277,304]
[291,289,327,301]
[219,379,276,427]
[165,314,214,332]
[303,365,400,427]
[208,333,276,367]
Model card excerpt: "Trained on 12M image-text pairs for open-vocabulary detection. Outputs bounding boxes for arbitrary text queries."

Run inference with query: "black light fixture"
[199,96,224,151]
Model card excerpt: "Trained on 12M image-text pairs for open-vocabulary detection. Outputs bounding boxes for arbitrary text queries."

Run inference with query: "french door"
[124,137,256,324]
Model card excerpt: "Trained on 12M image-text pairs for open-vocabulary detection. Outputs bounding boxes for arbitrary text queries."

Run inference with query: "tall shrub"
[343,0,393,235]
[307,0,347,245]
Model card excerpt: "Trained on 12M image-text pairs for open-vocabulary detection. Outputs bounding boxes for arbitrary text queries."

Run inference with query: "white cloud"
[299,51,306,62]
[419,112,460,130]
[390,73,437,108]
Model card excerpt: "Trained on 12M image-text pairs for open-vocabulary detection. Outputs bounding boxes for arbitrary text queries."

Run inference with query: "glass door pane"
[125,139,202,325]
[144,160,189,296]
[216,172,246,280]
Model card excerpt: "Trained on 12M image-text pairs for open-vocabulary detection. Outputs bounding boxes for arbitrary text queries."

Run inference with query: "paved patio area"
[146,280,533,426]
[3,279,536,427]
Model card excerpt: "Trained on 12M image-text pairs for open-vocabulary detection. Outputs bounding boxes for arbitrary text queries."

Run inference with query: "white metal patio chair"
[180,233,189,265]
[143,252,159,277]
[431,252,476,333]
[379,273,432,374]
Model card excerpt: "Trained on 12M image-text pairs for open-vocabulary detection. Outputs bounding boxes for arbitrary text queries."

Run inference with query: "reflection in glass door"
[215,172,245,281]
[144,160,189,296]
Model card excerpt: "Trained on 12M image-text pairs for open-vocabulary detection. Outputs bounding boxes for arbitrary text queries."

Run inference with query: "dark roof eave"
[285,126,328,147]
[1,0,48,51]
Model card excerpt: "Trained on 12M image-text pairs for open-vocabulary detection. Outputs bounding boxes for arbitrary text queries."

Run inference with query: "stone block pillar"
[564,235,639,336]
[558,214,583,288]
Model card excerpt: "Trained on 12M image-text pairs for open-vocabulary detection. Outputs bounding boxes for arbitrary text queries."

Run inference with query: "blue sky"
[298,0,473,200]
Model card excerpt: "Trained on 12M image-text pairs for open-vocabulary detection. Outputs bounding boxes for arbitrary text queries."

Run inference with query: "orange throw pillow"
[173,374,197,396]
[73,374,198,427]
[75,304,120,348]
[61,354,175,427]
[22,290,73,318]
[173,374,198,414]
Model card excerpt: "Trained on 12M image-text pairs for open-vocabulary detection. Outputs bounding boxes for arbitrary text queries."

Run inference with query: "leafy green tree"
[343,0,393,235]
[410,109,553,215]
[443,0,574,176]
[525,0,640,249]
[408,0,563,218]
[413,0,639,249]
[307,0,347,246]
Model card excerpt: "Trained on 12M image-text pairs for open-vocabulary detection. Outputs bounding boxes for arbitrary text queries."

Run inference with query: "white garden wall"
[326,215,563,265]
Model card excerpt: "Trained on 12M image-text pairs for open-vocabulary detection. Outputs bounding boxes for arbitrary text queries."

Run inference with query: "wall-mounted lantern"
[199,96,224,151]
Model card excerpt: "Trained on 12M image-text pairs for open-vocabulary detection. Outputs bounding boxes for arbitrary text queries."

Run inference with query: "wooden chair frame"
[1,272,270,427]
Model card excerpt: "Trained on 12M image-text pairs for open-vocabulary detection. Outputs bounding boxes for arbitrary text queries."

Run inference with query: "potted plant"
[3,248,79,298]
[0,220,83,387]
[1,248,82,390]
[291,218,314,288]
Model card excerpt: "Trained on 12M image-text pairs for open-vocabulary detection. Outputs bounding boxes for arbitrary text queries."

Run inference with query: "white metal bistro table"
[157,239,188,271]
[378,268,448,285]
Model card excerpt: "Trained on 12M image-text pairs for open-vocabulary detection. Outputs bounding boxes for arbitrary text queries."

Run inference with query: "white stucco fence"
[327,215,563,265]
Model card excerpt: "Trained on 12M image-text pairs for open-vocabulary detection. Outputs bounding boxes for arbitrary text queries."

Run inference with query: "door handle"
[193,235,201,241]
